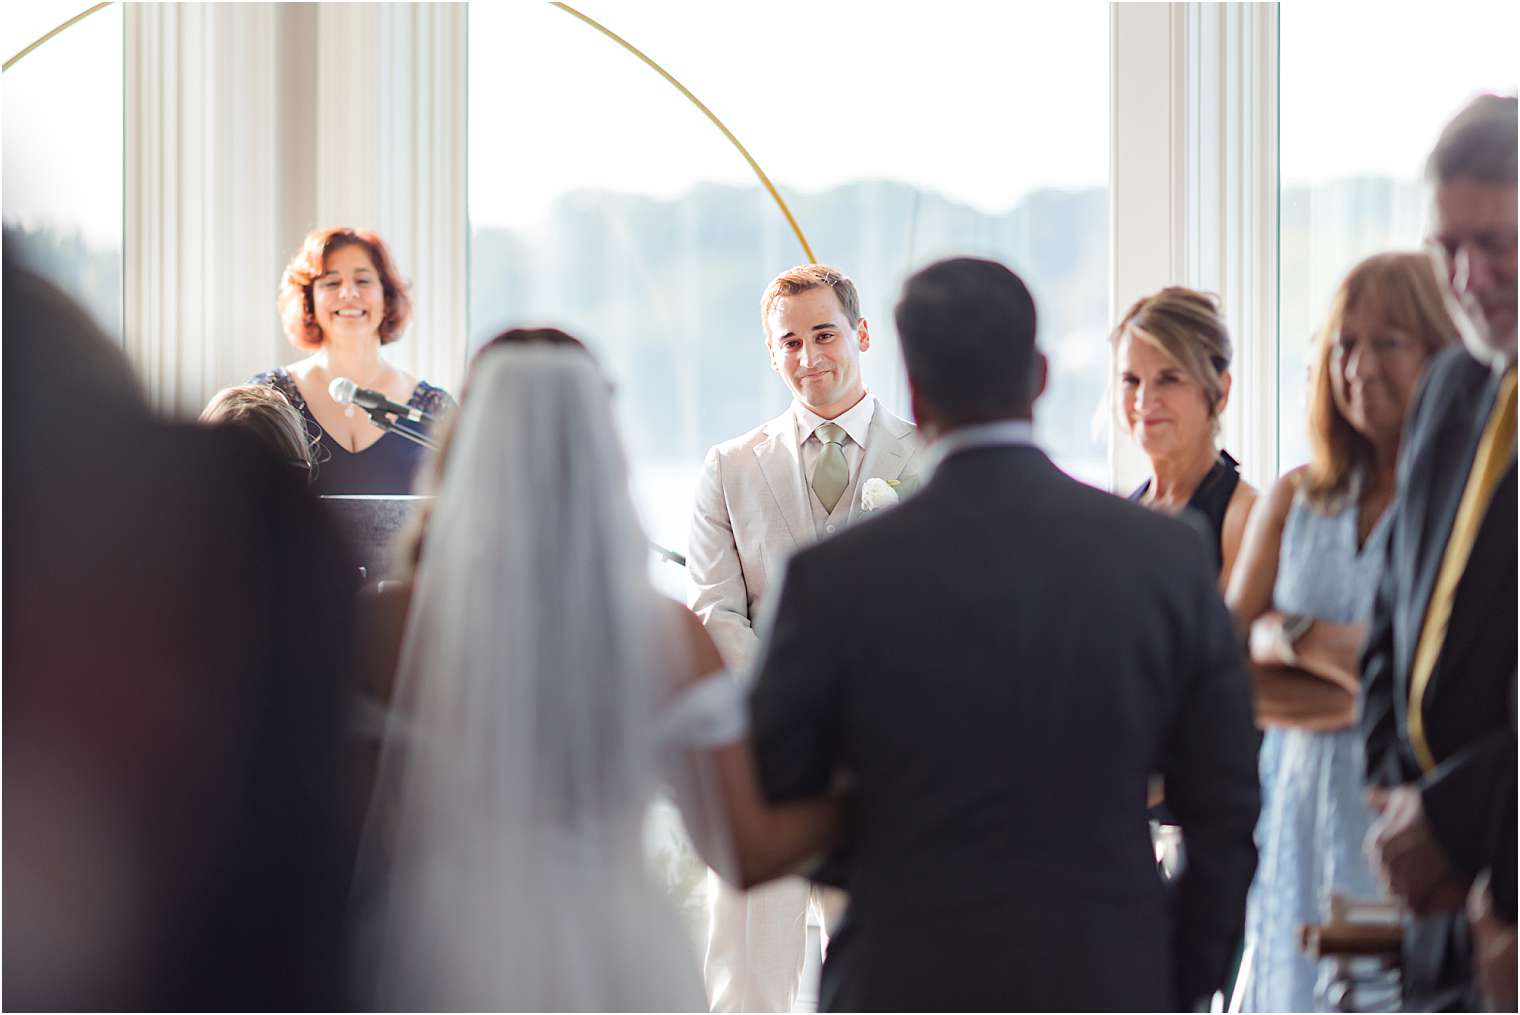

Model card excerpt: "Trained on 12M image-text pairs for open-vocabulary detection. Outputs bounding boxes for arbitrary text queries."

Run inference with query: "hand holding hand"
[1248,612,1294,667]
[1469,871,1518,1010]
[1365,784,1468,914]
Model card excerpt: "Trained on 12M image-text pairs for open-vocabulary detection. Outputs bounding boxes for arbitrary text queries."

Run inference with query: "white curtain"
[124,2,468,418]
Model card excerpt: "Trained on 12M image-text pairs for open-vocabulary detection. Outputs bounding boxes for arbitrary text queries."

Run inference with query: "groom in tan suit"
[688,264,921,1011]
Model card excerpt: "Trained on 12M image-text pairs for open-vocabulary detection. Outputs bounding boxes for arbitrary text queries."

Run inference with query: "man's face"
[765,287,870,417]
[1433,177,1518,356]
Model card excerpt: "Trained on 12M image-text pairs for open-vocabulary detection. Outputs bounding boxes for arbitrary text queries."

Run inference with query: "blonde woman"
[200,383,314,478]
[1115,287,1258,589]
[1225,252,1459,1011]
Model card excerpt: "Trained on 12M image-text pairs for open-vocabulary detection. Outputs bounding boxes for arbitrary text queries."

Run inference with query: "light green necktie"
[812,421,849,514]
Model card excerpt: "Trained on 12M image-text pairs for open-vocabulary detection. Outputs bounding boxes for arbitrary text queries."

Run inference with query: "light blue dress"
[1241,487,1392,1012]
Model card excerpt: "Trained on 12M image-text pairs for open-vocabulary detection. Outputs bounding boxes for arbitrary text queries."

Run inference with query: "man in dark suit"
[746,257,1260,1010]
[1359,94,1517,1011]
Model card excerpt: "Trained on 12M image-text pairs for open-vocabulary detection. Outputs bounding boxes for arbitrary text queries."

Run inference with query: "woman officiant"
[253,226,455,495]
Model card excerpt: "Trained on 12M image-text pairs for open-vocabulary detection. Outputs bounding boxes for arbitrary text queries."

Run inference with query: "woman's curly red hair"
[277,227,412,350]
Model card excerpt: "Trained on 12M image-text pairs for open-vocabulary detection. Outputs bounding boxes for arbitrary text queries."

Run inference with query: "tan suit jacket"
[688,398,922,669]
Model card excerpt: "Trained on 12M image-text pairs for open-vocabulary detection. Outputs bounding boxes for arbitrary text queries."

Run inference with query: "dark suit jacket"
[749,442,1259,1011]
[1360,346,1517,1010]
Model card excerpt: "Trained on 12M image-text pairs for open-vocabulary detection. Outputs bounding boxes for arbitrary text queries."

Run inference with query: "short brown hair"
[1302,251,1459,510]
[1112,287,1233,430]
[760,264,862,335]
[277,227,412,350]
[200,384,314,470]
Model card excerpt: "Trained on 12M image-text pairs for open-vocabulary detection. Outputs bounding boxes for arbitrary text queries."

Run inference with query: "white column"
[1180,3,1279,490]
[1110,2,1187,492]
[383,2,468,393]
[124,2,468,417]
[313,2,468,393]
[125,3,284,416]
[1109,2,1279,491]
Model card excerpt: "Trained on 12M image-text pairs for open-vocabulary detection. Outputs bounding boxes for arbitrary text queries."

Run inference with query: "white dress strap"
[661,669,749,748]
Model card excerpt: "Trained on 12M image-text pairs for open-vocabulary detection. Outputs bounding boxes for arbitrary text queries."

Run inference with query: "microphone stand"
[651,542,686,567]
[364,406,439,452]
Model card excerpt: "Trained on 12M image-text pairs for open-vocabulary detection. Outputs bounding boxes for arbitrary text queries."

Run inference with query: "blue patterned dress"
[1241,486,1392,1011]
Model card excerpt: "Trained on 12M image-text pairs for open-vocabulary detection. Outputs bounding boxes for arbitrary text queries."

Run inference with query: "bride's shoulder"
[660,599,724,687]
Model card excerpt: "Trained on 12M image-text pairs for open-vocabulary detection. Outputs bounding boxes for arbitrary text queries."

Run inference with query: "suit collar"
[1406,374,1517,715]
[792,393,877,450]
[755,408,811,548]
[754,399,921,540]
[872,402,916,440]
[1394,365,1514,723]
[1431,463,1517,686]
[924,420,1036,477]
[848,408,919,523]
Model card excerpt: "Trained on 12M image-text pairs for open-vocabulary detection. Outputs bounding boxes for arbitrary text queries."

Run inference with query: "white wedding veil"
[355,344,719,1010]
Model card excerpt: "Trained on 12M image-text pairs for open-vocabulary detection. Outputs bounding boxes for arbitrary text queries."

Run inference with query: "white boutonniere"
[860,477,901,512]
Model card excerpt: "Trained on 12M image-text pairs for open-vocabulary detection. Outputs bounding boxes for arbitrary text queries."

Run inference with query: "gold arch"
[549,3,815,263]
[4,2,818,262]
[3,3,110,72]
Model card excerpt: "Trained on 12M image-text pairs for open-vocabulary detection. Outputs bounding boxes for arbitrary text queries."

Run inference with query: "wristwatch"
[1279,612,1314,663]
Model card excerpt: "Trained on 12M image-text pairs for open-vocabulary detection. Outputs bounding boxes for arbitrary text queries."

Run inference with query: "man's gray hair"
[1427,93,1518,185]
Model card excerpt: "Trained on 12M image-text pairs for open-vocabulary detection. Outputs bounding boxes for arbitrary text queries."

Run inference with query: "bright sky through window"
[468,1,1109,230]
[1279,0,1518,187]
[3,2,122,247]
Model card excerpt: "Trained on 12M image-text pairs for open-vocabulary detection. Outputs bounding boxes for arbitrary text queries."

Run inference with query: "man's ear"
[765,334,780,374]
[909,382,940,441]
[856,318,871,352]
[1030,351,1049,404]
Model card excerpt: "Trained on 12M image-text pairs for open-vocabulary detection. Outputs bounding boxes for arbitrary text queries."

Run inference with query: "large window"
[2,3,123,340]
[1277,2,1518,470]
[469,0,1110,982]
[470,3,1111,596]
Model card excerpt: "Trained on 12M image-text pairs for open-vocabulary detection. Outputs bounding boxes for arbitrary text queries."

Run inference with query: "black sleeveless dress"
[1132,450,1246,834]
[252,368,456,496]
[1127,450,1242,575]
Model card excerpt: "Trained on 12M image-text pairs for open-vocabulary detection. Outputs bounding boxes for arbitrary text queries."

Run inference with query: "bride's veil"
[356,344,713,1010]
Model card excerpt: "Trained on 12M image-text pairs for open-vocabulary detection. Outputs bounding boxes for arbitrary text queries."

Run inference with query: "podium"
[321,495,430,583]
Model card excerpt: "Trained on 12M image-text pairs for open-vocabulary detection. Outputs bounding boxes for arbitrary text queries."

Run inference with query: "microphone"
[329,377,434,423]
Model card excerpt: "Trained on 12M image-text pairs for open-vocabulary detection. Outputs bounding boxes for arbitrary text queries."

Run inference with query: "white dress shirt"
[924,419,1037,477]
[793,393,877,534]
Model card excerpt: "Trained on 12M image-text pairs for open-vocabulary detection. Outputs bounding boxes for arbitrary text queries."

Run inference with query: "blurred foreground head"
[201,383,315,478]
[895,257,1045,437]
[4,268,352,1009]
